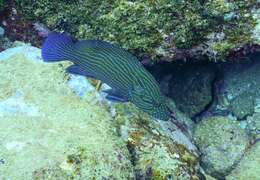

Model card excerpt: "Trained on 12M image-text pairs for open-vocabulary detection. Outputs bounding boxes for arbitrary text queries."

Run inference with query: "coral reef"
[193,116,249,179]
[14,0,259,62]
[0,44,202,179]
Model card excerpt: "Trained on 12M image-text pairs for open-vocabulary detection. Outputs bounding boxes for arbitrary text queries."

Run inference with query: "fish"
[41,32,173,121]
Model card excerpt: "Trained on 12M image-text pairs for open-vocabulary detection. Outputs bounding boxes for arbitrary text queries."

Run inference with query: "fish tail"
[41,32,75,62]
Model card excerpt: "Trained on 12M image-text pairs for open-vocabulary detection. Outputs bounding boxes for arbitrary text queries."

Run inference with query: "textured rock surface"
[14,0,259,62]
[226,142,260,180]
[246,112,260,139]
[211,57,260,119]
[0,45,134,179]
[114,103,202,179]
[168,63,216,118]
[0,45,201,179]
[193,116,249,178]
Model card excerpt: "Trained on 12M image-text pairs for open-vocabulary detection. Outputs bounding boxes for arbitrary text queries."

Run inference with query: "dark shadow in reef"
[145,52,260,122]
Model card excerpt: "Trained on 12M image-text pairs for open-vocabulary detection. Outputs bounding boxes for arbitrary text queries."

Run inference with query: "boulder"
[226,142,260,180]
[193,116,249,178]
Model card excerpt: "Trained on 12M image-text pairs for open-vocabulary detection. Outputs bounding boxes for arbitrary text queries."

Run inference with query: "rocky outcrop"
[211,56,260,119]
[193,116,249,179]
[0,45,202,179]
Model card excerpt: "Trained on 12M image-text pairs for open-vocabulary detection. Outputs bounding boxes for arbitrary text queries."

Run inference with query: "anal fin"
[66,64,95,78]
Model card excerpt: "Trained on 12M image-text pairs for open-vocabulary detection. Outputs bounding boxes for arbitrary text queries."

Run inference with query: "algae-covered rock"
[212,57,260,119]
[0,45,134,179]
[193,116,249,179]
[14,0,259,62]
[226,142,260,180]
[114,103,202,179]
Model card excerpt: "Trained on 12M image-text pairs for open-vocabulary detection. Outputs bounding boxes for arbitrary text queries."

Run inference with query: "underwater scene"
[0,0,259,179]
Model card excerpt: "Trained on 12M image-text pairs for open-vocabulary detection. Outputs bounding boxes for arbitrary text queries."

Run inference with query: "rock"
[246,112,260,140]
[193,116,249,179]
[0,45,134,179]
[114,103,203,179]
[211,57,260,119]
[0,45,202,179]
[226,142,260,180]
[168,63,216,118]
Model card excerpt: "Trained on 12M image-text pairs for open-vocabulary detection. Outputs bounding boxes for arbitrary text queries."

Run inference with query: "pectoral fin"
[103,89,128,103]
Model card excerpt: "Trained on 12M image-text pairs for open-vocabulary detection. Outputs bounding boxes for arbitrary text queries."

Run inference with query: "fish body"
[42,33,172,120]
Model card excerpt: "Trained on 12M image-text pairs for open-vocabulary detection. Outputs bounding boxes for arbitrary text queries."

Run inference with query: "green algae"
[15,0,258,61]
[0,48,134,179]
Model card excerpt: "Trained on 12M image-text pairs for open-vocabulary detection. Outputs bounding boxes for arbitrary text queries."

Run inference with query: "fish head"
[129,86,172,121]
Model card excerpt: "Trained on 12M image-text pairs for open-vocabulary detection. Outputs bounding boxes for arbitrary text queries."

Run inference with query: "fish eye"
[152,99,161,107]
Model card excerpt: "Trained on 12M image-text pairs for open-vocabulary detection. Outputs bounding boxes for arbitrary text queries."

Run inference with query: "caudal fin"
[41,32,74,62]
